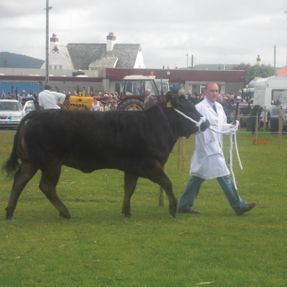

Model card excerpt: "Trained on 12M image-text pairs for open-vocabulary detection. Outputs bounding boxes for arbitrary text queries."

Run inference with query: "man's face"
[205,83,219,102]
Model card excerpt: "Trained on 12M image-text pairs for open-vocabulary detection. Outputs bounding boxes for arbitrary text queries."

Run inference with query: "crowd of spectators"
[90,91,119,111]
[1,87,253,117]
[185,90,254,123]
[1,90,37,105]
[1,90,39,111]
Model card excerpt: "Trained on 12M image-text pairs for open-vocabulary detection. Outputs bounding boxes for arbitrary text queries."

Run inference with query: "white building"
[41,32,145,72]
[41,33,73,71]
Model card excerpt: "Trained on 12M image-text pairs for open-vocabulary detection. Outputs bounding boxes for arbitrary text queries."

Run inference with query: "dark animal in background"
[3,93,209,219]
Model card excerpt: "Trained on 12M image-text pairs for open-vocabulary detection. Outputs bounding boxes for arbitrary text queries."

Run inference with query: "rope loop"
[209,120,242,190]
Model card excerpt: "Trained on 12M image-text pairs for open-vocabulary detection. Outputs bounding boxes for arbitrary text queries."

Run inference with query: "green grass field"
[0,130,286,287]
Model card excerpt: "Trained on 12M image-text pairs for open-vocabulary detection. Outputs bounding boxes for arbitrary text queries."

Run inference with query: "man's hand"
[230,120,239,134]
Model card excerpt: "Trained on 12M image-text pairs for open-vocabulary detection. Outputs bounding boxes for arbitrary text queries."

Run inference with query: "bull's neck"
[164,108,186,141]
[167,107,198,139]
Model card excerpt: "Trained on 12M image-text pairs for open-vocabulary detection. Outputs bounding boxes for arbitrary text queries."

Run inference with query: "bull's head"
[165,92,209,135]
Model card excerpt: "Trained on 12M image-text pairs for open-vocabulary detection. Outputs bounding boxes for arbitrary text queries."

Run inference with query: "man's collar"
[205,97,216,107]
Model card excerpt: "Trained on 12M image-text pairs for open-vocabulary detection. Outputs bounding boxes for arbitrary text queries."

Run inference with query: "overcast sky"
[1,0,287,68]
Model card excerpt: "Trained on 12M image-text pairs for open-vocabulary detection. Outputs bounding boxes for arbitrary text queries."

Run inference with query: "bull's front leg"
[164,179,177,217]
[122,172,138,217]
[147,167,177,217]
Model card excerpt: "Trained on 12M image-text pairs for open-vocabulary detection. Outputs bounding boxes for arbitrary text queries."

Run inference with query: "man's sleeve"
[55,92,66,104]
[38,94,43,107]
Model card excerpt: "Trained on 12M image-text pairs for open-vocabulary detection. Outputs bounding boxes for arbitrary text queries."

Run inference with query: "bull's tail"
[3,129,20,176]
[2,112,33,176]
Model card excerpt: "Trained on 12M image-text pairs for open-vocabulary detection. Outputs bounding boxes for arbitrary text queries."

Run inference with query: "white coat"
[38,89,66,110]
[190,98,233,179]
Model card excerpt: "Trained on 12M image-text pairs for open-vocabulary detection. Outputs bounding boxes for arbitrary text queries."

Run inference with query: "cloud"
[0,0,287,68]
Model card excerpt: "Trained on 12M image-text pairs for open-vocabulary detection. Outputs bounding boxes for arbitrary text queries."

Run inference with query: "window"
[271,89,287,105]
[0,101,21,111]
[144,80,157,96]
[125,80,144,96]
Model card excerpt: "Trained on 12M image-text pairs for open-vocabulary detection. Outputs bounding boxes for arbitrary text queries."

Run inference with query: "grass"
[0,130,286,287]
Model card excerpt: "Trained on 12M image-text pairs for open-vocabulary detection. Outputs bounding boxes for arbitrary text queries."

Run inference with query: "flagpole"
[45,0,52,85]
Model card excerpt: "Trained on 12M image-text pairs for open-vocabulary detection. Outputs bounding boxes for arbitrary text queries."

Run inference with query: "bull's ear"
[165,91,173,102]
[165,91,176,107]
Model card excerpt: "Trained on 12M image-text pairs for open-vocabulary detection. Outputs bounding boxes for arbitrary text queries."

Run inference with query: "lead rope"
[173,108,242,190]
[209,122,242,190]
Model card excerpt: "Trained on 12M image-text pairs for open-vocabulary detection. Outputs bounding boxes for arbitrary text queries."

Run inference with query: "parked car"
[0,99,35,129]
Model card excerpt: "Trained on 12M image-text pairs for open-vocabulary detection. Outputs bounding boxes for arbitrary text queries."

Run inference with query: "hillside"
[0,52,44,68]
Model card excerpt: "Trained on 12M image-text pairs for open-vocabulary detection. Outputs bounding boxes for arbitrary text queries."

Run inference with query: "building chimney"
[50,33,59,53]
[256,54,261,66]
[50,33,59,43]
[106,32,116,52]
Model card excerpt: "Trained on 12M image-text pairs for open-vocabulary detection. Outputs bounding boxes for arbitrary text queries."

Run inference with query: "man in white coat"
[38,85,66,110]
[178,82,256,215]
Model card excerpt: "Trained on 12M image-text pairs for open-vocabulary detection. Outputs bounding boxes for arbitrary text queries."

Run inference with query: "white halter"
[173,108,207,132]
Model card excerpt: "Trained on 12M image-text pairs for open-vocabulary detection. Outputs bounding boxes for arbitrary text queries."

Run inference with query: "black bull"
[3,94,209,219]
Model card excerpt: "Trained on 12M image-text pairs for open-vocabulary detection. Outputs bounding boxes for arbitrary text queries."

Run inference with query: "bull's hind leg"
[6,162,38,219]
[147,167,177,217]
[39,163,71,219]
[122,172,138,217]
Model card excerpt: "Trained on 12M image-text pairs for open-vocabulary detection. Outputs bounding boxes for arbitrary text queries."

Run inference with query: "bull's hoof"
[5,208,14,220]
[59,212,71,219]
[122,206,131,217]
[169,202,177,217]
[122,210,131,217]
[170,211,177,218]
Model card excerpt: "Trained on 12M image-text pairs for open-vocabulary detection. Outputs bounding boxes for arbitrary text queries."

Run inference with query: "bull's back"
[22,109,173,171]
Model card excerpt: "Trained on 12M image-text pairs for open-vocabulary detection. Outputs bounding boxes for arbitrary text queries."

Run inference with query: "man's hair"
[206,82,220,92]
[177,88,186,96]
[44,84,51,90]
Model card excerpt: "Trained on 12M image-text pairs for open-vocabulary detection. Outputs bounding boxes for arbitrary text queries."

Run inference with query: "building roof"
[0,52,43,68]
[67,43,141,70]
[192,64,237,71]
[113,44,141,68]
[67,43,106,70]
[105,68,246,82]
[89,53,118,69]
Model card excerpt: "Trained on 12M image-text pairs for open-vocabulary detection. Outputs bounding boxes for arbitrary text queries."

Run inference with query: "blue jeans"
[178,175,246,213]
